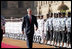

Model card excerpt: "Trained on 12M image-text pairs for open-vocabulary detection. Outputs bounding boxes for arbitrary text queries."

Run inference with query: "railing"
[5,18,22,22]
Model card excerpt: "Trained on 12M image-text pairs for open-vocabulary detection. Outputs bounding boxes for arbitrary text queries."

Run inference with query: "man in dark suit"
[1,16,5,48]
[22,8,38,48]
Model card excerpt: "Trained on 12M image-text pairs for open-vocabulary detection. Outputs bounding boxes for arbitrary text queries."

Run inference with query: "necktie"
[30,16,31,24]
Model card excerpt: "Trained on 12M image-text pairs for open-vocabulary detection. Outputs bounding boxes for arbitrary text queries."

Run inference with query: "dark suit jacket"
[22,15,38,35]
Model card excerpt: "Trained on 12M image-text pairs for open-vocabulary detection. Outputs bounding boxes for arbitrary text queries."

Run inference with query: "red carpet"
[1,42,21,48]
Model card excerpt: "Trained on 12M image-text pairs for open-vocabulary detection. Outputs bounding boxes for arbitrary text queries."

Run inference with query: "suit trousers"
[26,33,34,48]
[0,29,3,48]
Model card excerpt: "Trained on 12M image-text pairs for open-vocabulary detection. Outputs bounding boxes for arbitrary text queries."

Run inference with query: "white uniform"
[34,19,41,43]
[59,18,67,31]
[46,18,49,31]
[35,19,41,36]
[46,18,53,41]
[53,18,60,41]
[66,17,71,32]
[59,17,67,43]
[66,17,71,43]
[57,18,61,32]
[40,19,45,39]
[53,18,60,32]
[44,19,48,36]
[58,18,61,32]
[40,19,44,31]
[46,17,54,31]
[48,18,53,31]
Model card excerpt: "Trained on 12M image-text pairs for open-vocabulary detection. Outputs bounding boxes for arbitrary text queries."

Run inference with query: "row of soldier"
[34,12,71,48]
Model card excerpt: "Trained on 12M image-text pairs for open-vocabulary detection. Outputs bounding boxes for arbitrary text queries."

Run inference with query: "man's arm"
[34,16,38,30]
[22,16,26,34]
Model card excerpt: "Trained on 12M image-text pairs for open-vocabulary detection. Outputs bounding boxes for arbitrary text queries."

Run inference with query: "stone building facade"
[1,1,35,18]
[36,1,71,19]
[1,1,71,19]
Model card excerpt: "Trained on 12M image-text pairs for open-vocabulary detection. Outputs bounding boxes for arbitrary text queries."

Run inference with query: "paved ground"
[2,37,56,48]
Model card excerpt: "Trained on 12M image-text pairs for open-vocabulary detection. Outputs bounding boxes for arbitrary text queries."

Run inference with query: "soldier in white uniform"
[57,12,62,47]
[36,16,41,35]
[59,13,67,47]
[45,14,50,45]
[35,16,41,43]
[53,13,59,46]
[37,16,41,34]
[43,19,47,44]
[48,13,54,45]
[39,15,45,44]
[66,12,71,47]
[37,16,42,43]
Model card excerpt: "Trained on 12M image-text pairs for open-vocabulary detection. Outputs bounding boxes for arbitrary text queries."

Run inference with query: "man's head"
[68,12,71,17]
[47,14,49,18]
[50,13,53,17]
[37,16,40,19]
[58,12,62,18]
[62,12,66,17]
[40,15,43,19]
[27,8,32,15]
[54,13,58,18]
[57,13,58,18]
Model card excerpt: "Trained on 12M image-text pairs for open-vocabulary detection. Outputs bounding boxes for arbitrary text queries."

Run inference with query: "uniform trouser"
[57,31,62,43]
[33,35,36,42]
[50,30,53,41]
[67,32,71,44]
[53,31,58,42]
[61,31,67,43]
[46,31,50,41]
[37,36,41,43]
[0,29,3,48]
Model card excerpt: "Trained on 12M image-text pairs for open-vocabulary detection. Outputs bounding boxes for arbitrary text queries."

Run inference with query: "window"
[51,1,53,3]
[41,1,42,6]
[18,1,23,8]
[1,1,7,9]
[46,1,47,4]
